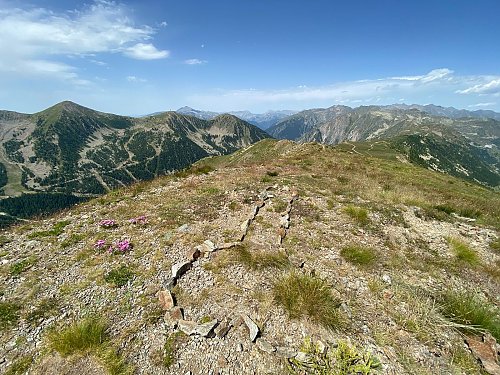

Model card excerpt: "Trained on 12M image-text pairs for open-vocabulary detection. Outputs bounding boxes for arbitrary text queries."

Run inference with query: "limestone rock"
[163,277,176,291]
[158,290,175,310]
[215,322,232,338]
[194,319,218,337]
[242,315,259,342]
[256,338,275,353]
[295,351,311,363]
[201,239,216,252]
[240,219,251,233]
[316,340,327,355]
[178,320,197,335]
[466,334,500,375]
[382,274,392,285]
[276,347,297,358]
[230,316,244,328]
[177,224,190,233]
[164,306,183,328]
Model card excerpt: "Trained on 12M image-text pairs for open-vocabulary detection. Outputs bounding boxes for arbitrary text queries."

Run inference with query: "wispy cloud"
[468,102,496,108]
[184,58,207,65]
[0,0,168,83]
[188,69,500,111]
[456,79,500,95]
[126,75,147,83]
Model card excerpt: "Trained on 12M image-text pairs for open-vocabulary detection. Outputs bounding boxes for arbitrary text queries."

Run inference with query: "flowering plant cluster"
[94,239,106,249]
[129,215,147,225]
[93,239,133,254]
[98,219,117,228]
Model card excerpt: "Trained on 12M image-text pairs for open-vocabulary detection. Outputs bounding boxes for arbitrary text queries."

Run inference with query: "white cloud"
[456,79,500,95]
[126,75,147,83]
[391,68,454,83]
[467,102,496,108]
[123,43,169,60]
[188,69,500,111]
[0,1,168,82]
[184,59,207,65]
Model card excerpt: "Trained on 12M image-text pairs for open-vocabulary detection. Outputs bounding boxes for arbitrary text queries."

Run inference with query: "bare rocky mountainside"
[0,101,269,225]
[267,105,500,188]
[1,139,499,375]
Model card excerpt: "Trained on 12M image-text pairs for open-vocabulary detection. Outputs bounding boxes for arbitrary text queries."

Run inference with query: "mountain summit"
[0,101,269,225]
[0,139,498,374]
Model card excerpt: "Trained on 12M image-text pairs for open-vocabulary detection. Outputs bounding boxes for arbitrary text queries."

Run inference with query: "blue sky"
[0,0,499,115]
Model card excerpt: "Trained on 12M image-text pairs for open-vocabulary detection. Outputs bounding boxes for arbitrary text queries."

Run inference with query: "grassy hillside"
[0,139,498,374]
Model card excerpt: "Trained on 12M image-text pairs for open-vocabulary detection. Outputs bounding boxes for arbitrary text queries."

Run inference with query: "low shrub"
[288,338,381,375]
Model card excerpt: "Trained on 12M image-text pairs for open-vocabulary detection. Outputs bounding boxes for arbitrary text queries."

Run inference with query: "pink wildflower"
[94,239,106,249]
[129,215,147,225]
[99,219,117,228]
[115,239,132,252]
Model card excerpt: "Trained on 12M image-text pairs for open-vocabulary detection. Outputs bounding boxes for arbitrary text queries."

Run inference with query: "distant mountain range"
[0,101,269,199]
[0,100,499,225]
[175,106,297,129]
[266,105,500,187]
[387,103,500,121]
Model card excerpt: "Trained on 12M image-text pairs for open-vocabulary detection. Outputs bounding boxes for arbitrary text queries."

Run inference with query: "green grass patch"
[343,205,370,226]
[0,301,21,330]
[50,317,107,355]
[28,220,71,239]
[4,355,33,375]
[272,199,288,213]
[273,272,341,329]
[49,317,132,374]
[233,245,289,270]
[60,233,86,248]
[104,265,134,287]
[447,237,479,265]
[174,164,214,178]
[288,338,381,375]
[340,245,378,266]
[266,170,279,177]
[439,290,500,341]
[9,257,36,276]
[490,238,500,252]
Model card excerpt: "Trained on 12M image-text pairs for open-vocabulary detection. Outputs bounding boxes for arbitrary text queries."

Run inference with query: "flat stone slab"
[172,261,192,279]
[178,320,197,335]
[256,338,275,353]
[194,319,218,337]
[242,314,259,342]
